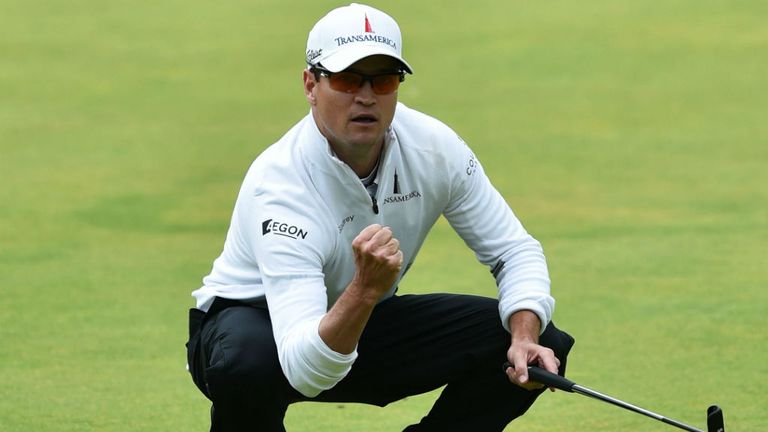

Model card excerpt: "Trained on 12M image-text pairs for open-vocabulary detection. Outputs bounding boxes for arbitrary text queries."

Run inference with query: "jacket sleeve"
[442,137,554,333]
[246,193,357,398]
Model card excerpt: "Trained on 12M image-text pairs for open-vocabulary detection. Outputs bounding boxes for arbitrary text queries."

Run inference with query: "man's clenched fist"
[350,224,403,302]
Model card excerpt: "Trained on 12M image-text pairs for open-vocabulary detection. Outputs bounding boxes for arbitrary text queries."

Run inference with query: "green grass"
[1,0,766,430]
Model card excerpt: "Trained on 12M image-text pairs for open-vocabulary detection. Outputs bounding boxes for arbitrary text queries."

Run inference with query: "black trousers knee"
[186,294,575,432]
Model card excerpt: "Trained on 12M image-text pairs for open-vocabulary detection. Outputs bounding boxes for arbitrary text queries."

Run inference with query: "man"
[187,3,574,431]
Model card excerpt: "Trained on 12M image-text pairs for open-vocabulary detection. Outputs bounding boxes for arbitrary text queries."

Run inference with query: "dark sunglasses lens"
[371,75,401,94]
[325,71,402,94]
[328,72,363,93]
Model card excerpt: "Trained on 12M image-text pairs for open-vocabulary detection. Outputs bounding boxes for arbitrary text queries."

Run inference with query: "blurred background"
[1,0,766,430]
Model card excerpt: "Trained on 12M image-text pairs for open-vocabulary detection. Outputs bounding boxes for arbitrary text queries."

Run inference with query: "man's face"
[304,55,402,153]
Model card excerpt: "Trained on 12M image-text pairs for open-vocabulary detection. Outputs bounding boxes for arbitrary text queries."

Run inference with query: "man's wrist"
[508,310,541,344]
[344,281,383,306]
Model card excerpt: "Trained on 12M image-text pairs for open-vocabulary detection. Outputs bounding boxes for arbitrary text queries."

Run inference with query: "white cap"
[306,3,413,74]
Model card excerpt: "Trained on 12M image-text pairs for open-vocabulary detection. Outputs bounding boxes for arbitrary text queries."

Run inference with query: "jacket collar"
[300,109,400,186]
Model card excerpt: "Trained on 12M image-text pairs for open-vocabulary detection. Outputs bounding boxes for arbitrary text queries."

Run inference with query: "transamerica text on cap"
[334,34,397,49]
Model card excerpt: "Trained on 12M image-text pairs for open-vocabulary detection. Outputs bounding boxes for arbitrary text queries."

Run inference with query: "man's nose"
[355,80,377,104]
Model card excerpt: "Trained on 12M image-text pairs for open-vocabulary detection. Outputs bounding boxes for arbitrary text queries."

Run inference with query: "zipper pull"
[371,196,379,214]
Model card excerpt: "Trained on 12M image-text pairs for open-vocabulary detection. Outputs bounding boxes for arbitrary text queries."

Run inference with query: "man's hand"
[350,224,403,302]
[504,310,560,391]
[319,225,403,355]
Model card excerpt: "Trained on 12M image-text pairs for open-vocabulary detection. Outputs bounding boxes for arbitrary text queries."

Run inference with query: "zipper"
[371,195,379,214]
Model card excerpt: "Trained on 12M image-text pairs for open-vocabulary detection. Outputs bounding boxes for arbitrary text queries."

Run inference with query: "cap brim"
[319,45,413,74]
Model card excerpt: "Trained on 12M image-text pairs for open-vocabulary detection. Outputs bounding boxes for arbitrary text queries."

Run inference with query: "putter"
[503,363,725,432]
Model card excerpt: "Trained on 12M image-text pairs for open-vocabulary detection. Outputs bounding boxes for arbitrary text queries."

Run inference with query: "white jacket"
[192,102,554,397]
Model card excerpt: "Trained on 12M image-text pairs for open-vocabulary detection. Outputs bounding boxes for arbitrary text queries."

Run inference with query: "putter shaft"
[572,384,703,432]
[520,366,714,432]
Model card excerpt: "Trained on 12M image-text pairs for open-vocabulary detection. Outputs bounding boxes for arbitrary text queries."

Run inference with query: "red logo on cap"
[365,14,374,33]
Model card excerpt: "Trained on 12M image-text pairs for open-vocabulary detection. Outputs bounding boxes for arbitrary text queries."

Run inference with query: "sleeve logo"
[466,152,478,176]
[457,134,478,176]
[262,219,309,240]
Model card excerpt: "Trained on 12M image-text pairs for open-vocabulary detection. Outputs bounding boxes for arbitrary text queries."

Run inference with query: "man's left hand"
[504,310,560,391]
[505,340,560,391]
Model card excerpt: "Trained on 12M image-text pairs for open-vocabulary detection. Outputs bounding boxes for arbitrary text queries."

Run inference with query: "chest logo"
[383,190,422,205]
[338,215,355,233]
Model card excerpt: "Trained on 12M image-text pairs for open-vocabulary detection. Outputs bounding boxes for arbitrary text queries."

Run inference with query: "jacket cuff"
[281,316,358,397]
[499,296,554,335]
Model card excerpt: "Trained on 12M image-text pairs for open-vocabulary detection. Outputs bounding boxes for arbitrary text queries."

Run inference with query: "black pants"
[186,294,575,432]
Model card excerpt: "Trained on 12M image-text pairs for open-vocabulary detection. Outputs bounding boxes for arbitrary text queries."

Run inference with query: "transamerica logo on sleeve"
[262,219,309,240]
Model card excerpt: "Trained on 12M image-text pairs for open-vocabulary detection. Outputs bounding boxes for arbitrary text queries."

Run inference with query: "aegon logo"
[262,219,308,240]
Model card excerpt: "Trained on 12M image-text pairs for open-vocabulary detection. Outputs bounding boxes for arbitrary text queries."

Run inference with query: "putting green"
[1,1,765,430]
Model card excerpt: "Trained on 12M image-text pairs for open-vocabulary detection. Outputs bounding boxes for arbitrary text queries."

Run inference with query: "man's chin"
[345,130,385,147]
[348,121,381,133]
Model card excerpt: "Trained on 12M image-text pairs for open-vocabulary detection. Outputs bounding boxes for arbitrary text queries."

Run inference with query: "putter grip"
[526,366,575,392]
[503,362,576,392]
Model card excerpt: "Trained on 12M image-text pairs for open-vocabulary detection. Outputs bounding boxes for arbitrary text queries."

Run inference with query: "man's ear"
[303,69,317,105]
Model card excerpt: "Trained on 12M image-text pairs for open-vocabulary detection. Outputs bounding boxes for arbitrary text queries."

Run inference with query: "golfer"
[186,3,574,431]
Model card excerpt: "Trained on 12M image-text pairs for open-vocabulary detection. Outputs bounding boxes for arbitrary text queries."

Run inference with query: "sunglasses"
[312,66,406,95]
